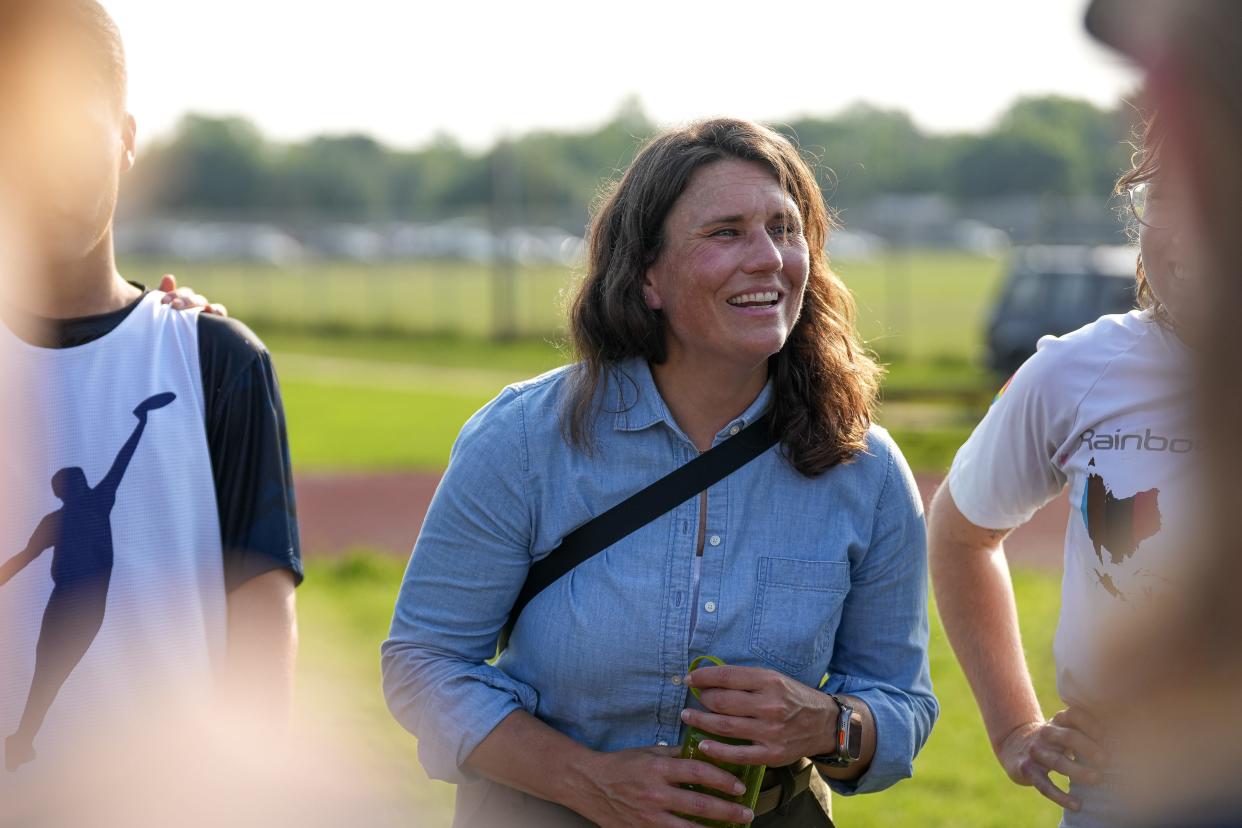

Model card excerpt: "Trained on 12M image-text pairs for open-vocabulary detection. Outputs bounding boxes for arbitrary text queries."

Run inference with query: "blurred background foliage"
[122,94,1138,225]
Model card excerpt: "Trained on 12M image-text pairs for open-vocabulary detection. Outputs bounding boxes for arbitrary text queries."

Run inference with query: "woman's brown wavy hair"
[563,118,882,478]
[1116,112,1169,321]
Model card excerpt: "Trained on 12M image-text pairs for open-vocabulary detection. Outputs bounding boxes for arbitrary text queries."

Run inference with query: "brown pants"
[452,773,834,828]
[752,763,834,828]
[753,791,834,827]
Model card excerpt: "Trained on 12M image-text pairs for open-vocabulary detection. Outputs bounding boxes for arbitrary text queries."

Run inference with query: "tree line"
[123,94,1141,228]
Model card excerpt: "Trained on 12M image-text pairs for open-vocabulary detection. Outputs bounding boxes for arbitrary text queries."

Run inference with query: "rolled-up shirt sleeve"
[380,386,540,784]
[822,433,938,795]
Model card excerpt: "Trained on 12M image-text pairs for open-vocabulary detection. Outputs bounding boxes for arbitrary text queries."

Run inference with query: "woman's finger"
[663,787,754,825]
[175,289,209,308]
[1042,723,1107,765]
[1031,769,1080,812]
[1018,755,1080,811]
[697,739,772,767]
[681,708,760,742]
[662,757,747,798]
[695,687,761,717]
[158,274,178,294]
[685,665,773,693]
[207,303,229,317]
[1030,744,1101,785]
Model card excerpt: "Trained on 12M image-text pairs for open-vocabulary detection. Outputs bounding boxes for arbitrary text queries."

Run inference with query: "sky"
[102,0,1140,151]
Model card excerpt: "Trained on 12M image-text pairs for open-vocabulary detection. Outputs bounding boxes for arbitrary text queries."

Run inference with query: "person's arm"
[223,569,297,721]
[929,485,1105,812]
[0,514,56,586]
[98,412,149,498]
[815,435,938,794]
[197,313,303,722]
[932,333,1112,812]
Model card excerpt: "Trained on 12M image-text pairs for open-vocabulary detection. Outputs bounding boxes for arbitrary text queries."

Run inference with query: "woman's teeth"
[727,291,780,308]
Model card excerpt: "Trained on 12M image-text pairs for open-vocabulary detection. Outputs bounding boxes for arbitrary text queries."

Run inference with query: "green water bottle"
[677,655,766,827]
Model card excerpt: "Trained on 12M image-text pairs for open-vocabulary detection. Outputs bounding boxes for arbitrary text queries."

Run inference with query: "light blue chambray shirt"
[382,357,937,810]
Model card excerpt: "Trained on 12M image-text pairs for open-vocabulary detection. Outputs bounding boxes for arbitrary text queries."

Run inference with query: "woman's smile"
[725,289,784,315]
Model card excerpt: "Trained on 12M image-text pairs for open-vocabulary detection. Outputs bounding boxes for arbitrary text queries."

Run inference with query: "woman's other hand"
[158,274,228,316]
[680,664,839,768]
[996,707,1108,812]
[571,745,755,827]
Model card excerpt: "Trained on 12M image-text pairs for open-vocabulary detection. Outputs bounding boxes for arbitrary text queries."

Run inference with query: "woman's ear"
[642,268,664,311]
[120,114,137,173]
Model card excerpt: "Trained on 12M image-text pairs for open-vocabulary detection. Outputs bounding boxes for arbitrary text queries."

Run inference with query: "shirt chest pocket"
[749,556,850,674]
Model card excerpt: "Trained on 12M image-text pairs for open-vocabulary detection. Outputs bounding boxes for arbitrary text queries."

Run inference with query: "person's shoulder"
[860,424,924,513]
[863,422,899,455]
[484,362,577,417]
[1031,309,1152,370]
[832,424,911,490]
[455,363,576,456]
[195,311,271,362]
[504,362,577,400]
[861,423,911,480]
[997,309,1157,414]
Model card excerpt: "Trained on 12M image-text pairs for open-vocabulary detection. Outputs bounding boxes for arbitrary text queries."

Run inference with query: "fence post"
[490,138,518,341]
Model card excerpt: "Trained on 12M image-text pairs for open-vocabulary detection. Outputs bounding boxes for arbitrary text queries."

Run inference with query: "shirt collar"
[611,357,775,443]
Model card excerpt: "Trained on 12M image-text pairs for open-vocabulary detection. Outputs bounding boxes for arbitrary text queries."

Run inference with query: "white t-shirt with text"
[948,309,1197,705]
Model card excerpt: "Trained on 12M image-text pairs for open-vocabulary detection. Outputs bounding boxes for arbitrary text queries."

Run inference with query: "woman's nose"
[743,231,783,274]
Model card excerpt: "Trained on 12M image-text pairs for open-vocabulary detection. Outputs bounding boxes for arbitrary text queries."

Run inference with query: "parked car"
[986,245,1138,376]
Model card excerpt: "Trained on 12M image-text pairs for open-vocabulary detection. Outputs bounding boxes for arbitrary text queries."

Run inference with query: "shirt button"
[729,425,741,436]
[671,675,683,686]
[704,601,717,613]
[709,535,721,547]
[657,740,669,746]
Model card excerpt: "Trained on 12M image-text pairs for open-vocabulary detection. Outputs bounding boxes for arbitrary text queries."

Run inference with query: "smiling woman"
[566,120,880,473]
[381,118,937,828]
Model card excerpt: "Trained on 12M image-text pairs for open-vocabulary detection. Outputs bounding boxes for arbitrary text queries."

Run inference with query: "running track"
[296,473,1069,571]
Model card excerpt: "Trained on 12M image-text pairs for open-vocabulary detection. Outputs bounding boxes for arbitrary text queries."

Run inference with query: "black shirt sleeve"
[196,313,304,592]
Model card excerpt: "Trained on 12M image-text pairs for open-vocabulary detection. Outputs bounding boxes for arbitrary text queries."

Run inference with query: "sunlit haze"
[103,0,1139,149]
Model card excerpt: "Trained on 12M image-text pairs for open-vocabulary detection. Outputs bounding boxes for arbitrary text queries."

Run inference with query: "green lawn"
[297,554,1065,828]
[121,250,1004,363]
[273,340,989,474]
[271,335,559,471]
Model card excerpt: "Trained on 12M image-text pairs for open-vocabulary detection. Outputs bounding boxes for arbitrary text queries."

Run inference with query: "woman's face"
[643,158,810,374]
[1137,174,1202,331]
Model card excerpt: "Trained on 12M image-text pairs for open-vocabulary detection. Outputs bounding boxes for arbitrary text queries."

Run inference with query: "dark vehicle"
[986,245,1139,376]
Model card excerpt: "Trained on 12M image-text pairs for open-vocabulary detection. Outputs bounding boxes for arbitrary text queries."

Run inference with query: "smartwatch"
[811,694,863,768]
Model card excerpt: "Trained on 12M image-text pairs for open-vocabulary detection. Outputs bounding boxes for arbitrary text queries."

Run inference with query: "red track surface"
[296,472,1069,571]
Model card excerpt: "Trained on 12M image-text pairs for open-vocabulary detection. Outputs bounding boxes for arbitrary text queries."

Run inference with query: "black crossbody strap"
[503,408,778,640]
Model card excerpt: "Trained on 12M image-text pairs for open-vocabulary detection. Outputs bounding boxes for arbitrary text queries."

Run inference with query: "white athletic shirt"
[947,309,1198,706]
[0,293,227,779]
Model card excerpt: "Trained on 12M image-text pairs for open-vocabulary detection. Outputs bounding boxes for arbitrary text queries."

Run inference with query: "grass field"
[121,249,1005,362]
[297,553,1066,828]
[268,333,990,474]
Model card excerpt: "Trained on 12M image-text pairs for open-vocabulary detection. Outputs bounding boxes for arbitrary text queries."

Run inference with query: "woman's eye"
[711,228,739,238]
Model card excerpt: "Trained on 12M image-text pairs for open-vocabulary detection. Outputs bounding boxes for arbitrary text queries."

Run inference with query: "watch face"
[847,711,863,759]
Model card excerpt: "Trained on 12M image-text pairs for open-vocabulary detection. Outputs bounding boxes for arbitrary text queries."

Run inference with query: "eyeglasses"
[1126,181,1175,230]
